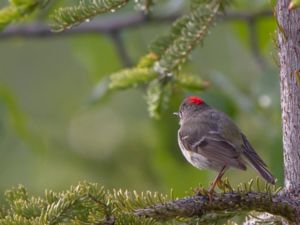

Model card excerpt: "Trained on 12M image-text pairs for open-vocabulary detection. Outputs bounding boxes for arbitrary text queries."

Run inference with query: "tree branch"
[0,12,174,39]
[134,191,298,223]
[0,10,273,39]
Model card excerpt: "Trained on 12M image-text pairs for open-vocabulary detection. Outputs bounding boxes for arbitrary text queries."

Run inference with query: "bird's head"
[174,96,207,121]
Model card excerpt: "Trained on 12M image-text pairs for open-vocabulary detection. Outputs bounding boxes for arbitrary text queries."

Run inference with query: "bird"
[175,95,275,194]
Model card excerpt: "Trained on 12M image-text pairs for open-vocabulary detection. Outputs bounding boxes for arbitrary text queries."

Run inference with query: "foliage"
[151,0,221,75]
[0,181,167,224]
[0,180,285,225]
[109,68,157,90]
[47,0,221,118]
[140,0,221,118]
[0,0,44,29]
[0,0,224,118]
[51,0,130,32]
[104,0,220,118]
[134,0,154,12]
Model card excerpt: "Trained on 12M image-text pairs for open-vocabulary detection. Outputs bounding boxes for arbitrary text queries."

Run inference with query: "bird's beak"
[173,112,179,117]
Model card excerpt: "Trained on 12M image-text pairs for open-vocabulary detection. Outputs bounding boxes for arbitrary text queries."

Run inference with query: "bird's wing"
[179,130,247,170]
[210,110,275,183]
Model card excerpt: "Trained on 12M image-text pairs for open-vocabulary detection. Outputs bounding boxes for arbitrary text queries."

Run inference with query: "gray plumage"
[177,97,275,184]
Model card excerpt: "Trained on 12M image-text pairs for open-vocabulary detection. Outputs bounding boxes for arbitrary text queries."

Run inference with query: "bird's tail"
[242,135,276,184]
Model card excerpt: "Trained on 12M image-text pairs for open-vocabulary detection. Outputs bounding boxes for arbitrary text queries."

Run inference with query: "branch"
[2,181,298,224]
[50,0,130,32]
[134,191,298,223]
[0,13,137,38]
[0,10,273,39]
[0,12,176,39]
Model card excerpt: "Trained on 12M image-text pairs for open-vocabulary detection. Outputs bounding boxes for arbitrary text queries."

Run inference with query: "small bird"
[175,96,275,193]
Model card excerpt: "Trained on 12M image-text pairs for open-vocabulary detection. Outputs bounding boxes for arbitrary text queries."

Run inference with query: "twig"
[109,31,133,67]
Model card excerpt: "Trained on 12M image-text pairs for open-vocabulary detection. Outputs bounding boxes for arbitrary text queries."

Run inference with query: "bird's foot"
[194,186,207,196]
[194,187,214,203]
[216,177,233,192]
[207,191,214,203]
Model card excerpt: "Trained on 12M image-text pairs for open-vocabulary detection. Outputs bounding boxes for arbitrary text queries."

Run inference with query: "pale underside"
[178,132,225,172]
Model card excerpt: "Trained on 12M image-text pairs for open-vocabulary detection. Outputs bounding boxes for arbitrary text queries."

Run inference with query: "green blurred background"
[0,0,282,197]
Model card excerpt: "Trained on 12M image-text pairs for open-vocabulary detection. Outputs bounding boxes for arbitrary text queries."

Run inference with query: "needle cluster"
[0,180,296,225]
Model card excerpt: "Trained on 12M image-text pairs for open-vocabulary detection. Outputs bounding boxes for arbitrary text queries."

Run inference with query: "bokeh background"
[0,0,282,198]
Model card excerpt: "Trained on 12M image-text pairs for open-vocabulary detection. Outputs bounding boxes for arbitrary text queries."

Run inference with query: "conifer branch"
[134,0,154,13]
[0,0,272,120]
[0,181,298,224]
[51,0,130,32]
[175,74,210,91]
[108,67,157,90]
[0,10,273,39]
[151,0,222,76]
[0,0,40,29]
[143,0,222,118]
[134,192,296,223]
[146,79,172,119]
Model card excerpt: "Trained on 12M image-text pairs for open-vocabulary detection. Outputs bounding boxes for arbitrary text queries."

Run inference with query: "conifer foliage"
[0,0,224,118]
[0,0,42,29]
[0,181,289,224]
[49,0,219,118]
[51,0,130,32]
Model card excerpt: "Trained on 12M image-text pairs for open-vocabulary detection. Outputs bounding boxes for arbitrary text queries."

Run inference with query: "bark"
[277,0,300,191]
[134,192,297,223]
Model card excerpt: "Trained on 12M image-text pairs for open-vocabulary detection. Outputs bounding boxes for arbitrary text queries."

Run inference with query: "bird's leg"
[207,166,227,201]
[209,166,227,193]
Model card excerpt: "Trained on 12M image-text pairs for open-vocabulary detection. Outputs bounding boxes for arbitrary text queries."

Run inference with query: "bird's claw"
[194,187,215,204]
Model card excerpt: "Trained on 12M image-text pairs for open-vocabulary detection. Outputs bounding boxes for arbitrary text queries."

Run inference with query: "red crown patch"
[187,96,204,105]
